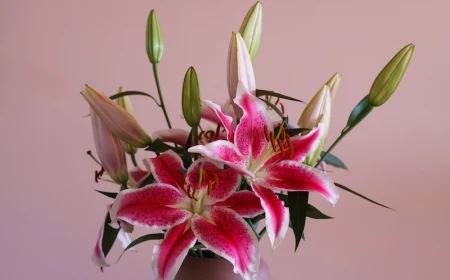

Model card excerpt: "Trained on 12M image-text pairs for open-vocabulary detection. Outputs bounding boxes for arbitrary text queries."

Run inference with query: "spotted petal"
[91,219,111,268]
[110,184,192,229]
[257,160,339,205]
[191,207,260,280]
[189,141,253,179]
[202,100,235,142]
[214,190,264,218]
[144,150,185,188]
[234,90,272,160]
[152,221,197,280]
[186,158,241,205]
[251,183,289,249]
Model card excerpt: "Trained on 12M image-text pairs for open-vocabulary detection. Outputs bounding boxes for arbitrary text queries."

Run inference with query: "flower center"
[182,166,219,214]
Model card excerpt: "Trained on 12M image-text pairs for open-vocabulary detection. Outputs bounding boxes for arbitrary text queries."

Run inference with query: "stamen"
[183,173,188,185]
[215,124,221,140]
[263,125,270,142]
[94,167,105,183]
[286,136,294,158]
[269,131,277,151]
[280,102,285,114]
[207,180,213,195]
[277,138,285,157]
[265,95,269,101]
[279,126,286,141]
[202,169,207,184]
[191,187,199,201]
[213,173,219,190]
[274,97,280,106]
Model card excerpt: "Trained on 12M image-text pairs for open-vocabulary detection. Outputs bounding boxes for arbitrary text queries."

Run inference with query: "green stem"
[130,153,138,167]
[258,227,267,239]
[192,126,199,160]
[152,64,172,129]
[315,127,352,168]
[196,248,203,258]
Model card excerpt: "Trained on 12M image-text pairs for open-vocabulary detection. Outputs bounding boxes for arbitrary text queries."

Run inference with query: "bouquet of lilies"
[81,2,414,280]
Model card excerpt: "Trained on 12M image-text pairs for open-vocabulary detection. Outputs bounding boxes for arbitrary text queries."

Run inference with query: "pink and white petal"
[201,103,221,125]
[151,128,191,146]
[120,220,134,233]
[234,90,272,160]
[264,125,322,165]
[110,184,192,229]
[251,183,289,249]
[191,207,260,280]
[91,221,110,268]
[258,160,339,205]
[153,221,197,280]
[214,190,264,218]
[144,150,185,188]
[202,99,235,142]
[128,167,150,188]
[117,228,135,251]
[188,141,254,179]
[186,158,241,205]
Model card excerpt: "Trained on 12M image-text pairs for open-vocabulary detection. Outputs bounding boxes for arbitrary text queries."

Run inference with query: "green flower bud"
[239,1,262,61]
[115,87,138,155]
[146,10,164,64]
[182,67,202,127]
[368,44,414,106]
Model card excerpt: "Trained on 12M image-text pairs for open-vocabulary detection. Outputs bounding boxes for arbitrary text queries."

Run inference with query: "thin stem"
[152,64,172,129]
[130,153,138,167]
[258,227,267,239]
[315,126,353,168]
[192,126,199,160]
[87,151,102,167]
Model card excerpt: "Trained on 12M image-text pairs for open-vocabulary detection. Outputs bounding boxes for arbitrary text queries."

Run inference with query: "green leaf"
[345,95,374,131]
[283,127,311,137]
[335,182,392,210]
[146,138,185,154]
[288,192,309,251]
[259,98,284,119]
[95,190,118,199]
[320,152,348,170]
[109,91,160,107]
[256,89,305,103]
[306,204,333,219]
[101,213,120,263]
[117,233,165,262]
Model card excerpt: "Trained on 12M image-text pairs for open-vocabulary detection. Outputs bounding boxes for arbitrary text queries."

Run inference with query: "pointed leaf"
[117,233,165,262]
[109,91,160,107]
[335,182,392,209]
[95,190,118,199]
[287,192,308,251]
[101,213,120,260]
[306,204,333,219]
[320,152,348,170]
[256,89,305,103]
[145,138,185,154]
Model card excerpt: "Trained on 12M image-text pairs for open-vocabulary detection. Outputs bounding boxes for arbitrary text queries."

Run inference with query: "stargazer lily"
[109,150,264,280]
[189,84,339,249]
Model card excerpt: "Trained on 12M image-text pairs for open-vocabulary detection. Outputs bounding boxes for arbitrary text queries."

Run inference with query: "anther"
[274,97,280,106]
[213,173,219,190]
[269,131,277,151]
[280,102,285,114]
[286,136,294,158]
[277,138,285,157]
[263,125,270,142]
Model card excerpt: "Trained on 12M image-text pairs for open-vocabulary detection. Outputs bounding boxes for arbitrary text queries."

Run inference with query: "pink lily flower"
[189,85,339,249]
[109,150,264,280]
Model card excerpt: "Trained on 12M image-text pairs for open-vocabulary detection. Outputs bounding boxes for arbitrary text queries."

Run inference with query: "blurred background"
[1,0,449,279]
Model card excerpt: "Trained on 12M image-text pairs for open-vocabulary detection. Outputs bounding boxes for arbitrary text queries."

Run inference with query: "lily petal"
[251,183,289,249]
[117,228,135,250]
[144,150,185,188]
[91,220,111,268]
[186,158,241,205]
[151,128,190,147]
[188,141,253,178]
[153,221,197,280]
[128,167,150,188]
[191,207,260,280]
[258,160,339,205]
[214,190,264,218]
[110,184,192,229]
[234,90,272,160]
[202,100,235,142]
[264,125,322,165]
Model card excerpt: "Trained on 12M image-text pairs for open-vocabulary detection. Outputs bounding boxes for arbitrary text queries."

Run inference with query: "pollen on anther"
[277,138,285,157]
[269,131,277,152]
[263,125,269,142]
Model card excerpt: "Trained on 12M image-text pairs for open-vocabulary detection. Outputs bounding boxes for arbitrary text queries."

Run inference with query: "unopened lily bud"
[91,109,128,184]
[368,44,414,106]
[326,73,342,103]
[146,10,164,64]
[182,67,202,127]
[298,85,332,165]
[115,87,138,155]
[81,85,152,148]
[239,1,262,61]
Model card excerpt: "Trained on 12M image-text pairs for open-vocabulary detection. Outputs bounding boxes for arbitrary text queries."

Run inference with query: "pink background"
[2,0,449,279]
